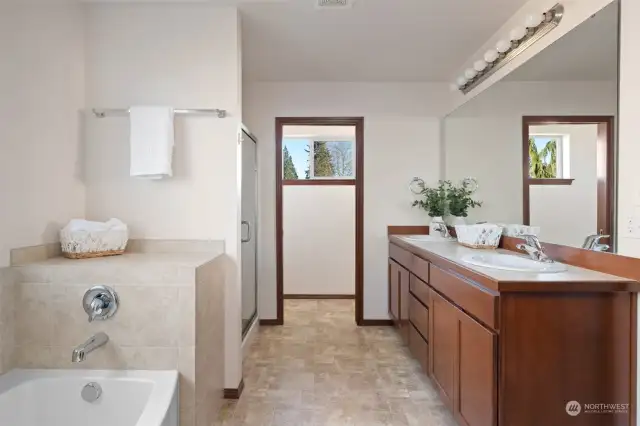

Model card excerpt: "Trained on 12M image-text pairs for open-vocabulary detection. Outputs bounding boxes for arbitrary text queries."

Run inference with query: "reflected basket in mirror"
[455,224,503,249]
[498,224,541,238]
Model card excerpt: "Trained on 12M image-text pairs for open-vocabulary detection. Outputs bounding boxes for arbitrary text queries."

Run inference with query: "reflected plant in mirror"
[446,180,483,224]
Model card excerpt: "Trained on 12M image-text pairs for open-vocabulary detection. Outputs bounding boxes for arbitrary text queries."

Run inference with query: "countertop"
[390,235,638,291]
[10,251,224,285]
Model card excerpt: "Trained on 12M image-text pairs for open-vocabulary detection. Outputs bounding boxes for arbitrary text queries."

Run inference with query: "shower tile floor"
[214,299,456,426]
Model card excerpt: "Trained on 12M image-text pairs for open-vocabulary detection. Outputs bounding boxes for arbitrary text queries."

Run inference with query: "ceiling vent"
[316,0,353,9]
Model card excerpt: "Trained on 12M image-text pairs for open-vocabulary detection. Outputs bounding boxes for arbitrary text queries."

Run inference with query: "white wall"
[618,1,640,256]
[283,186,355,295]
[445,81,616,224]
[244,82,448,320]
[529,124,598,246]
[83,3,243,389]
[0,4,86,267]
[619,2,640,421]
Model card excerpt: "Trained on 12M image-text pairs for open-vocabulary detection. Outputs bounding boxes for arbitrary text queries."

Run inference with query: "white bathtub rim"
[0,369,178,426]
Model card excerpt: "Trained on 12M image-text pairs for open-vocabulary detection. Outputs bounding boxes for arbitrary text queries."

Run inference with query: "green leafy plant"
[412,180,448,217]
[446,181,482,217]
[529,138,557,178]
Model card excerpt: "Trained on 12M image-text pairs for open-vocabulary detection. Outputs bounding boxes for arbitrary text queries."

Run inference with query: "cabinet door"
[455,311,497,426]
[388,259,400,324]
[429,290,457,410]
[399,266,410,344]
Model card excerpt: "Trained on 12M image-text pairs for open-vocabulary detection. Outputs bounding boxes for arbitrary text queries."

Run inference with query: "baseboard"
[223,379,245,399]
[283,294,355,300]
[259,319,283,326]
[360,319,394,326]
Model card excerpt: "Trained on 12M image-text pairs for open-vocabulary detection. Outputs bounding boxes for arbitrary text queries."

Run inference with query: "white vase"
[429,216,445,236]
[447,215,467,226]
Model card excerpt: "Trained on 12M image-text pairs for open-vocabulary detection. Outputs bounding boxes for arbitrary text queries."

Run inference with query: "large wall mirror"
[444,0,619,251]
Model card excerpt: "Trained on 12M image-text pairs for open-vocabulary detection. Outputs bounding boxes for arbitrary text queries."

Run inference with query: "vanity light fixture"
[454,3,564,95]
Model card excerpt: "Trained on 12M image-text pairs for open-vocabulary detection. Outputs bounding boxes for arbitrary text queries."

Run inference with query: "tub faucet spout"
[72,332,109,363]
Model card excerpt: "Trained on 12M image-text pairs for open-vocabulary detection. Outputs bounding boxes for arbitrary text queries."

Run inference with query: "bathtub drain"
[81,382,102,403]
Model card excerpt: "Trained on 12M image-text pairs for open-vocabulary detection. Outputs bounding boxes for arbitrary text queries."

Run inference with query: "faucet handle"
[83,286,119,323]
[521,234,542,249]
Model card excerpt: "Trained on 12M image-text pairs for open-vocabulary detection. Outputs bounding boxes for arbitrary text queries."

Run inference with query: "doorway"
[275,117,364,325]
[522,116,615,249]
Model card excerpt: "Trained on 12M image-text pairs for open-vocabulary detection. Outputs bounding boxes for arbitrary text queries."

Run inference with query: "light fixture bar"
[460,3,564,94]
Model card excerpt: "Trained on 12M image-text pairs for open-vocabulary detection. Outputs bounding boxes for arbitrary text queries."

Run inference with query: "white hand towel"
[129,106,175,179]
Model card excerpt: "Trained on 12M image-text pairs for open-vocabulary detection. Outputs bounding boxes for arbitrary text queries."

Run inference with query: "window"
[283,138,355,180]
[528,134,571,180]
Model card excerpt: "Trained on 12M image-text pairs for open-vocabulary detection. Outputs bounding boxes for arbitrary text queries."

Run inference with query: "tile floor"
[214,299,456,425]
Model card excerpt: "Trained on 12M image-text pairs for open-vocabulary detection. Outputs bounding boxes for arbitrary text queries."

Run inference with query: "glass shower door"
[241,129,258,336]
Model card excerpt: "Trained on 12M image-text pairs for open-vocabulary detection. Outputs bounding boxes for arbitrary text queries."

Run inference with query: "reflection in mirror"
[444,0,618,251]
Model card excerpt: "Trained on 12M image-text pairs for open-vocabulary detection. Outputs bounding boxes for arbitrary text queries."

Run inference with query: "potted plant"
[446,180,482,225]
[412,180,448,234]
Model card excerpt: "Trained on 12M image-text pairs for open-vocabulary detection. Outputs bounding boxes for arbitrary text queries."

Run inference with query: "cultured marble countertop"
[10,251,224,285]
[391,235,635,284]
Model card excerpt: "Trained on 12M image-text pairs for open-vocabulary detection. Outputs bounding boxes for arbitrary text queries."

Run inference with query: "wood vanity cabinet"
[388,238,638,426]
[388,258,410,344]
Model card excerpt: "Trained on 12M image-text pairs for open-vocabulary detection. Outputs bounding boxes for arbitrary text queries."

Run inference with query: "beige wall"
[0,269,14,374]
[0,4,86,267]
[8,254,225,426]
[244,82,448,320]
[529,124,599,247]
[82,3,244,389]
[283,186,356,296]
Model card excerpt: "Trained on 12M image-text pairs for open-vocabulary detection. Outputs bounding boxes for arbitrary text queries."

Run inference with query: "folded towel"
[129,106,175,179]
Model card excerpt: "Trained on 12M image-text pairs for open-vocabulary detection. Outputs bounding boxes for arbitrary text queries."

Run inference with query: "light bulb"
[464,68,477,79]
[456,76,467,88]
[525,13,543,28]
[449,83,459,92]
[484,49,499,63]
[473,60,488,72]
[496,39,511,53]
[509,26,526,41]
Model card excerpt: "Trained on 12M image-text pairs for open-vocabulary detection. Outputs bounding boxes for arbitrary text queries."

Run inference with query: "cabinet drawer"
[410,274,430,308]
[409,324,429,374]
[409,294,429,341]
[389,243,412,270]
[412,255,430,284]
[430,266,498,330]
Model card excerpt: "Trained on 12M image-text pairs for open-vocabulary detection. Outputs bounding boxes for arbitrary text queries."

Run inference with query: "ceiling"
[240,0,531,82]
[506,1,618,82]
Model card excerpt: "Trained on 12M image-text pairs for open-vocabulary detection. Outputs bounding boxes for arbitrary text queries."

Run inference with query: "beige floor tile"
[238,300,448,426]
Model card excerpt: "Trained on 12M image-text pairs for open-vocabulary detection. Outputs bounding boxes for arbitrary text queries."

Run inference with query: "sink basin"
[461,253,568,273]
[403,235,455,243]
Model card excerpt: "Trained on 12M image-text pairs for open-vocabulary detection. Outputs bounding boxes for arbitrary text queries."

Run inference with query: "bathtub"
[0,369,178,426]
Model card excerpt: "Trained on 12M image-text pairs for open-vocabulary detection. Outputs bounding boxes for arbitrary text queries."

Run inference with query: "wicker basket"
[455,224,503,250]
[60,219,128,259]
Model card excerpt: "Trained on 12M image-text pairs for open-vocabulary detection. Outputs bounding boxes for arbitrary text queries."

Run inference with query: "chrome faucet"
[431,222,452,239]
[516,234,554,263]
[582,234,610,252]
[72,332,109,363]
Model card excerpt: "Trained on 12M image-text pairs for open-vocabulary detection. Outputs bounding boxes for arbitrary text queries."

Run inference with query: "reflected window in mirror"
[528,134,571,182]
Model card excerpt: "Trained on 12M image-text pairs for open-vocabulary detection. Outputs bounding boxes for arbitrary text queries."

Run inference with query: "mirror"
[443,0,619,251]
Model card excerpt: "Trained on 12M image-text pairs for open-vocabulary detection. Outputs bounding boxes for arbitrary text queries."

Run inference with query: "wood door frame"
[275,117,365,326]
[522,115,615,248]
